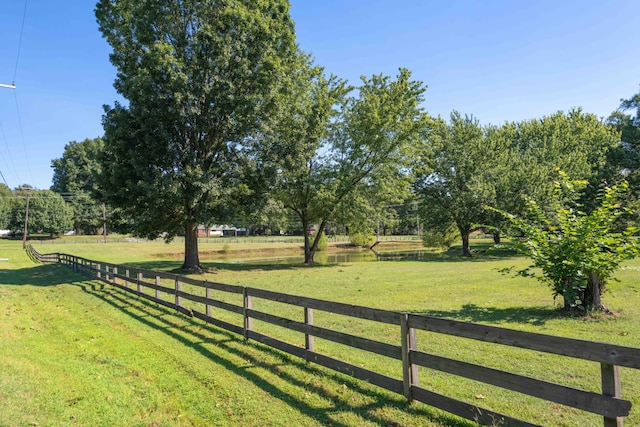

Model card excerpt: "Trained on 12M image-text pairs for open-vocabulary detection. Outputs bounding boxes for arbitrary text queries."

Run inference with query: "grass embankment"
[2,238,640,426]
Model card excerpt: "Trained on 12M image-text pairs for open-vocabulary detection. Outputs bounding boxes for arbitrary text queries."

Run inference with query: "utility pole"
[22,189,30,249]
[102,203,107,244]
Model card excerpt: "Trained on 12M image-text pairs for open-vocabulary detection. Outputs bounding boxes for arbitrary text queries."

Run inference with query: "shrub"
[492,171,639,312]
[316,231,328,252]
[349,232,376,248]
[421,222,459,250]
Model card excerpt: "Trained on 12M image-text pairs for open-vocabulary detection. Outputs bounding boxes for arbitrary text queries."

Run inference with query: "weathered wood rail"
[28,244,640,427]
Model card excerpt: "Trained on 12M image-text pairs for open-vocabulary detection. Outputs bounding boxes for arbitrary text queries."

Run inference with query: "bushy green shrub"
[316,231,328,252]
[349,232,376,248]
[421,223,459,250]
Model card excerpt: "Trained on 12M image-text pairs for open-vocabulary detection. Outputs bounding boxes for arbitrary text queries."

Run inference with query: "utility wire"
[0,167,9,188]
[12,0,29,84]
[12,90,34,184]
[7,0,34,186]
[0,118,21,184]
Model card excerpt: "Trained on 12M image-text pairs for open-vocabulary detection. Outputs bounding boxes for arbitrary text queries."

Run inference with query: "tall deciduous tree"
[0,184,13,229]
[51,138,104,234]
[503,109,617,211]
[415,112,509,256]
[95,0,296,269]
[270,66,427,263]
[10,188,73,237]
[488,109,619,240]
[607,86,640,193]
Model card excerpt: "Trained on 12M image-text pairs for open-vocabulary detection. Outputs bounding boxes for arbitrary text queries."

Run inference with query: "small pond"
[228,249,436,265]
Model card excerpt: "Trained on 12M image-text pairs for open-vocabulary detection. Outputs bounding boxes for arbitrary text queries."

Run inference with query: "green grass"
[2,239,640,426]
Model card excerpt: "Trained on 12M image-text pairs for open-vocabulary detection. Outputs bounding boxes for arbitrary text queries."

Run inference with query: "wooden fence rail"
[28,244,640,427]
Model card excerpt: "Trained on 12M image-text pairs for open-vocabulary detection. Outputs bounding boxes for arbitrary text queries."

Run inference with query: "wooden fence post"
[137,270,142,296]
[155,275,161,299]
[243,287,253,340]
[96,263,101,279]
[206,286,212,317]
[401,313,418,401]
[125,269,130,289]
[113,267,118,285]
[602,363,623,427]
[410,325,418,388]
[304,307,314,362]
[175,276,182,309]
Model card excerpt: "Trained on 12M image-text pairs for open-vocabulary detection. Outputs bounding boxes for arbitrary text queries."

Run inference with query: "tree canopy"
[51,138,104,234]
[415,112,509,256]
[95,0,297,269]
[9,188,73,237]
[269,65,428,263]
[0,184,13,230]
[607,86,640,193]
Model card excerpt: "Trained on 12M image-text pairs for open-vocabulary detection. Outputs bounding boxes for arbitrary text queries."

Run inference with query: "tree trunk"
[304,244,315,264]
[183,222,200,270]
[301,217,316,264]
[492,232,501,244]
[587,271,606,312]
[561,273,610,313]
[304,220,327,264]
[461,232,472,257]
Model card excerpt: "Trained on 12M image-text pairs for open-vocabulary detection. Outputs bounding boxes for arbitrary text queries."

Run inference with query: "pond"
[228,249,437,265]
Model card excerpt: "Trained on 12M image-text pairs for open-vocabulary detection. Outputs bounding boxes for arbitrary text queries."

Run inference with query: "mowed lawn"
[2,238,640,426]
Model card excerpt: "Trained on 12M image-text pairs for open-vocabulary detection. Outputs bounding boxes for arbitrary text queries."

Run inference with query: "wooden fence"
[28,244,640,427]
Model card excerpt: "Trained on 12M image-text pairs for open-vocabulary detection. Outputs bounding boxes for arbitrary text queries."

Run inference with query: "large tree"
[490,109,619,238]
[270,66,427,263]
[607,86,640,193]
[10,188,73,237]
[415,112,509,256]
[95,0,297,269]
[51,138,104,234]
[0,184,13,229]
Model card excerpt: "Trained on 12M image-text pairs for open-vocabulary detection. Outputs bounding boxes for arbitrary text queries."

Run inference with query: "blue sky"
[0,0,638,190]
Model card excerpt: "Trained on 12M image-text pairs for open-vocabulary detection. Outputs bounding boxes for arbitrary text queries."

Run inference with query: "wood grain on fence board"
[412,386,540,427]
[411,351,631,418]
[408,314,640,368]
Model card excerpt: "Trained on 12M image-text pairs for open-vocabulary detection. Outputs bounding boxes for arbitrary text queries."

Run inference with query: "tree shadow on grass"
[0,264,82,287]
[409,303,562,326]
[77,280,476,427]
[374,242,523,264]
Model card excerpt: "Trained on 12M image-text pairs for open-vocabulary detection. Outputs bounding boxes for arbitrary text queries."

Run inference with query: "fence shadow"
[0,264,82,287]
[76,280,474,427]
[410,303,561,326]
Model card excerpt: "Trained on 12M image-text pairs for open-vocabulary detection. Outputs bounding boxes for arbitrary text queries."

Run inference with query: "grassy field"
[2,237,640,426]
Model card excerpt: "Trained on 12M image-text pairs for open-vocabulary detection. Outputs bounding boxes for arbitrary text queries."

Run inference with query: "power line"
[0,168,9,188]
[12,90,34,184]
[0,118,21,184]
[0,0,30,188]
[12,0,29,84]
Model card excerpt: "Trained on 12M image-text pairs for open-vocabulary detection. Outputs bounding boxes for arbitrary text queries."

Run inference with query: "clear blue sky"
[0,0,638,190]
